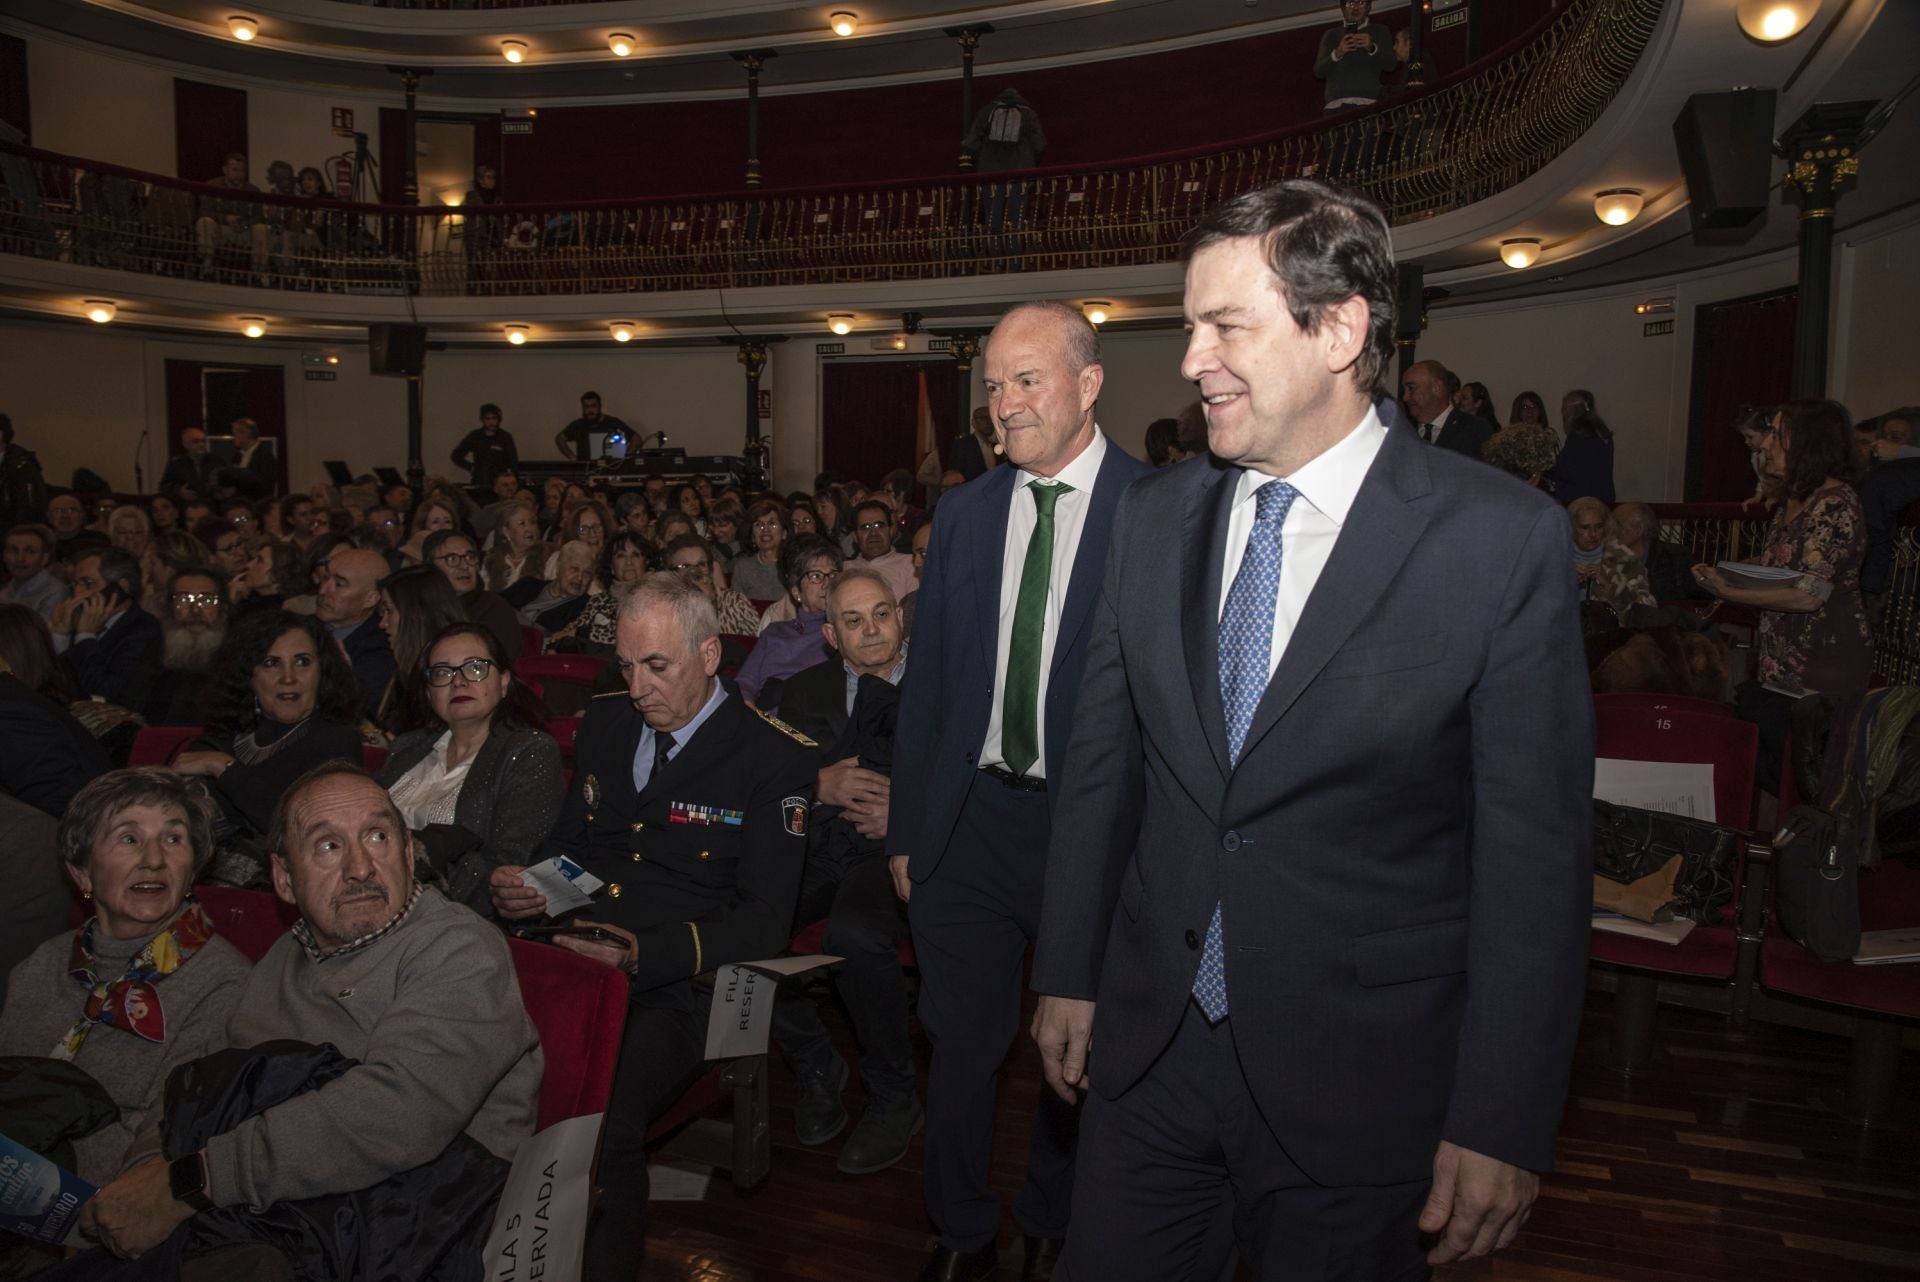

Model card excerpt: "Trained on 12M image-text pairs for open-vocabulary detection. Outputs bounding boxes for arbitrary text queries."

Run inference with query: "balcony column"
[945,25,994,170]
[731,51,778,189]
[945,331,984,433]
[730,337,786,492]
[1781,103,1872,401]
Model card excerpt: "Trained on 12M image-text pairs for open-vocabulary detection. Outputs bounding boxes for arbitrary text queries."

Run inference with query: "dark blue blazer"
[64,605,162,712]
[339,617,397,725]
[1032,403,1593,1184]
[891,435,1151,881]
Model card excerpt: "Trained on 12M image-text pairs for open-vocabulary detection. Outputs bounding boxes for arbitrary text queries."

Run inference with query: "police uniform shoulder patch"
[782,796,809,836]
[591,689,628,701]
[751,705,817,747]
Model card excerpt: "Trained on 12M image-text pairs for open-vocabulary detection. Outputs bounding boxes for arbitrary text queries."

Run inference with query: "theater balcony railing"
[0,0,1663,299]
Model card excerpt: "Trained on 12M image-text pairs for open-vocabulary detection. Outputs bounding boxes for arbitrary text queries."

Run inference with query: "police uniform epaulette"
[591,689,628,700]
[751,705,818,747]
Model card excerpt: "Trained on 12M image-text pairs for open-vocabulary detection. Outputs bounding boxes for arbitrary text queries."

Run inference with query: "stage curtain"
[1686,288,1797,502]
[172,79,246,182]
[821,360,960,489]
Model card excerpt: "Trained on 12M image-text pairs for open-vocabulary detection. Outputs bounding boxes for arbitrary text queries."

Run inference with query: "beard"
[163,620,227,672]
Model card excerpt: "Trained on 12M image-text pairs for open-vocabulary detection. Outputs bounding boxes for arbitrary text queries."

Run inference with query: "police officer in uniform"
[490,572,816,1282]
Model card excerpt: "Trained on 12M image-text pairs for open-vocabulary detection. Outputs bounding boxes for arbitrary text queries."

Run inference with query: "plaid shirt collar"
[292,884,424,963]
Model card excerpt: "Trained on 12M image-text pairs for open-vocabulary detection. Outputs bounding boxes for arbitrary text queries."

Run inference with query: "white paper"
[1594,758,1717,823]
[702,954,842,1060]
[646,1160,713,1202]
[522,856,604,917]
[1592,914,1696,946]
[1715,560,1800,581]
[480,1111,601,1282]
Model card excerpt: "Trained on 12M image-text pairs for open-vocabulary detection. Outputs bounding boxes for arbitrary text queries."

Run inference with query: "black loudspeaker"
[1673,89,1777,232]
[368,323,428,377]
[1394,263,1425,339]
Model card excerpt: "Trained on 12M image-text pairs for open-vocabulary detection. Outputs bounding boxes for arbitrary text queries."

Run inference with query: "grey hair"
[87,546,145,599]
[59,767,217,879]
[826,564,896,613]
[555,539,598,570]
[266,760,404,861]
[1612,502,1657,541]
[616,571,720,653]
[991,301,1101,374]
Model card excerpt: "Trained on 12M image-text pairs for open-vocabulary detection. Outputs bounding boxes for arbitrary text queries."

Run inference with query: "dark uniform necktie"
[653,730,676,775]
[1003,479,1073,777]
[1421,421,1436,443]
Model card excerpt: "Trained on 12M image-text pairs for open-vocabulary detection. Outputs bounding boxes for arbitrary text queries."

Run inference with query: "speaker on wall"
[368,323,428,377]
[1394,263,1425,339]
[1673,89,1777,233]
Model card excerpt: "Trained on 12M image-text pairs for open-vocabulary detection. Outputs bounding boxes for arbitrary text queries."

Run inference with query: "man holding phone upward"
[50,546,163,713]
[1314,0,1399,112]
[489,572,816,1282]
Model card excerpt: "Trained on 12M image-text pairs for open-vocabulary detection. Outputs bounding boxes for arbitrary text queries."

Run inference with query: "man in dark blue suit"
[890,301,1151,1282]
[1401,358,1496,459]
[1031,182,1592,1280]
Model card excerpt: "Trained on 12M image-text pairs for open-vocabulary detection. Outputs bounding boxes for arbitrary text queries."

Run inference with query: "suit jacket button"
[699,850,710,860]
[1221,831,1241,852]
[607,883,622,898]
[631,821,645,832]
[1185,929,1199,950]
[631,852,643,862]
[586,812,595,823]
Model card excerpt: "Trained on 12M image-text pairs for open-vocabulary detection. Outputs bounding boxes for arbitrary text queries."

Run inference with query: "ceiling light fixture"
[1083,301,1111,326]
[608,33,635,57]
[83,299,117,324]
[504,324,528,345]
[1592,188,1644,226]
[830,11,859,37]
[1735,0,1820,42]
[828,313,854,336]
[1499,239,1542,270]
[500,40,528,64]
[227,15,259,41]
[239,316,267,339]
[890,333,909,351]
[609,321,636,343]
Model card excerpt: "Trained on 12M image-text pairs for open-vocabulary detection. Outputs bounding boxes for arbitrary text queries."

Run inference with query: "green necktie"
[1002,479,1073,776]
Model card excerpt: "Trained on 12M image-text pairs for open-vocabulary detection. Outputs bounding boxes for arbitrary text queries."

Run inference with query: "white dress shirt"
[978,428,1109,777]
[390,730,477,829]
[1219,407,1385,683]
[1420,403,1457,445]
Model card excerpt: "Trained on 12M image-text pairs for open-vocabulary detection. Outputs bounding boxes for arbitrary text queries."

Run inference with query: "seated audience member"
[729,500,791,603]
[1695,401,1872,793]
[374,564,468,731]
[148,495,181,536]
[1553,410,1618,505]
[2,522,69,621]
[489,574,814,1278]
[278,493,323,552]
[0,604,113,815]
[421,529,523,664]
[847,499,918,600]
[662,533,761,636]
[543,499,613,578]
[770,567,916,1173]
[377,624,563,915]
[545,532,650,658]
[46,493,95,560]
[788,502,823,538]
[146,570,228,727]
[1481,422,1560,491]
[190,518,248,583]
[667,484,707,537]
[172,611,363,885]
[227,539,290,615]
[160,427,221,503]
[653,513,696,551]
[398,495,460,566]
[66,762,542,1279]
[1143,417,1195,468]
[736,535,840,705]
[706,506,745,561]
[52,547,164,713]
[1569,497,1655,621]
[1509,389,1549,431]
[193,151,269,278]
[314,546,396,724]
[1612,502,1707,603]
[106,505,153,564]
[516,539,599,636]
[1401,359,1494,458]
[483,499,550,594]
[0,769,250,1187]
[901,521,931,638]
[878,469,926,545]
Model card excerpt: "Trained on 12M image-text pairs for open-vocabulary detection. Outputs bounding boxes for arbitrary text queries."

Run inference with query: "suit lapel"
[1182,459,1238,780]
[1233,423,1431,767]
[1048,445,1129,681]
[970,465,1016,673]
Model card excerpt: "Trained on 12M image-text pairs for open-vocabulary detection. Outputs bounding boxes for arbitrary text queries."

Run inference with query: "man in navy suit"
[1031,182,1592,1280]
[890,301,1152,1282]
[1401,359,1496,459]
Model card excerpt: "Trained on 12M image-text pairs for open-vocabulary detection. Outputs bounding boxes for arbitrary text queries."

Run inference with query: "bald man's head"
[315,546,387,627]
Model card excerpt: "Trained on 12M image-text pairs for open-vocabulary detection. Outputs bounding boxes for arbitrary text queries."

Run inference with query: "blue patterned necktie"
[1194,478,1298,1023]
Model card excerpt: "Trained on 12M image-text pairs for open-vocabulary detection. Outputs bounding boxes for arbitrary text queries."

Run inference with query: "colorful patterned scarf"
[54,899,216,1061]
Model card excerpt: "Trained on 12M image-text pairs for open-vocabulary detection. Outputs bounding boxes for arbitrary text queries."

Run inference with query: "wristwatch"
[168,1151,213,1212]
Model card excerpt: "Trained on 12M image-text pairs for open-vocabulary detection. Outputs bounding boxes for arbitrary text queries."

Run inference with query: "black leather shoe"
[1022,1235,1065,1282]
[792,1054,849,1147]
[836,1096,924,1175]
[917,1242,997,1282]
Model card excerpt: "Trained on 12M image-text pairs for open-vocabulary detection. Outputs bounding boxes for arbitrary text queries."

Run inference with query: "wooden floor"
[641,984,1918,1282]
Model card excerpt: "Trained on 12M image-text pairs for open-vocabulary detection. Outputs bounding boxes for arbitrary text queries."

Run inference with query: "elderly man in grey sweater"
[77,761,543,1265]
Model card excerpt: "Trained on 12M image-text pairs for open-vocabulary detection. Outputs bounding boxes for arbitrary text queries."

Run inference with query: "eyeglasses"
[855,520,890,532]
[172,592,221,607]
[435,551,481,566]
[801,569,832,584]
[424,658,496,686]
[752,519,783,532]
[229,514,256,527]
[669,560,710,575]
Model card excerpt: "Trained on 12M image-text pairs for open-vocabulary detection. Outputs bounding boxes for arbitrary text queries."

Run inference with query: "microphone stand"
[133,426,150,493]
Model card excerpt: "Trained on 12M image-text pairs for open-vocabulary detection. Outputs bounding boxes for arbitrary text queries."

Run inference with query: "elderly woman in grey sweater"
[0,768,250,1186]
[376,622,563,915]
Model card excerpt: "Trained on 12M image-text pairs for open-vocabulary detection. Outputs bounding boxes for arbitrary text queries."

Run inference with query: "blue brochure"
[0,1132,97,1244]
